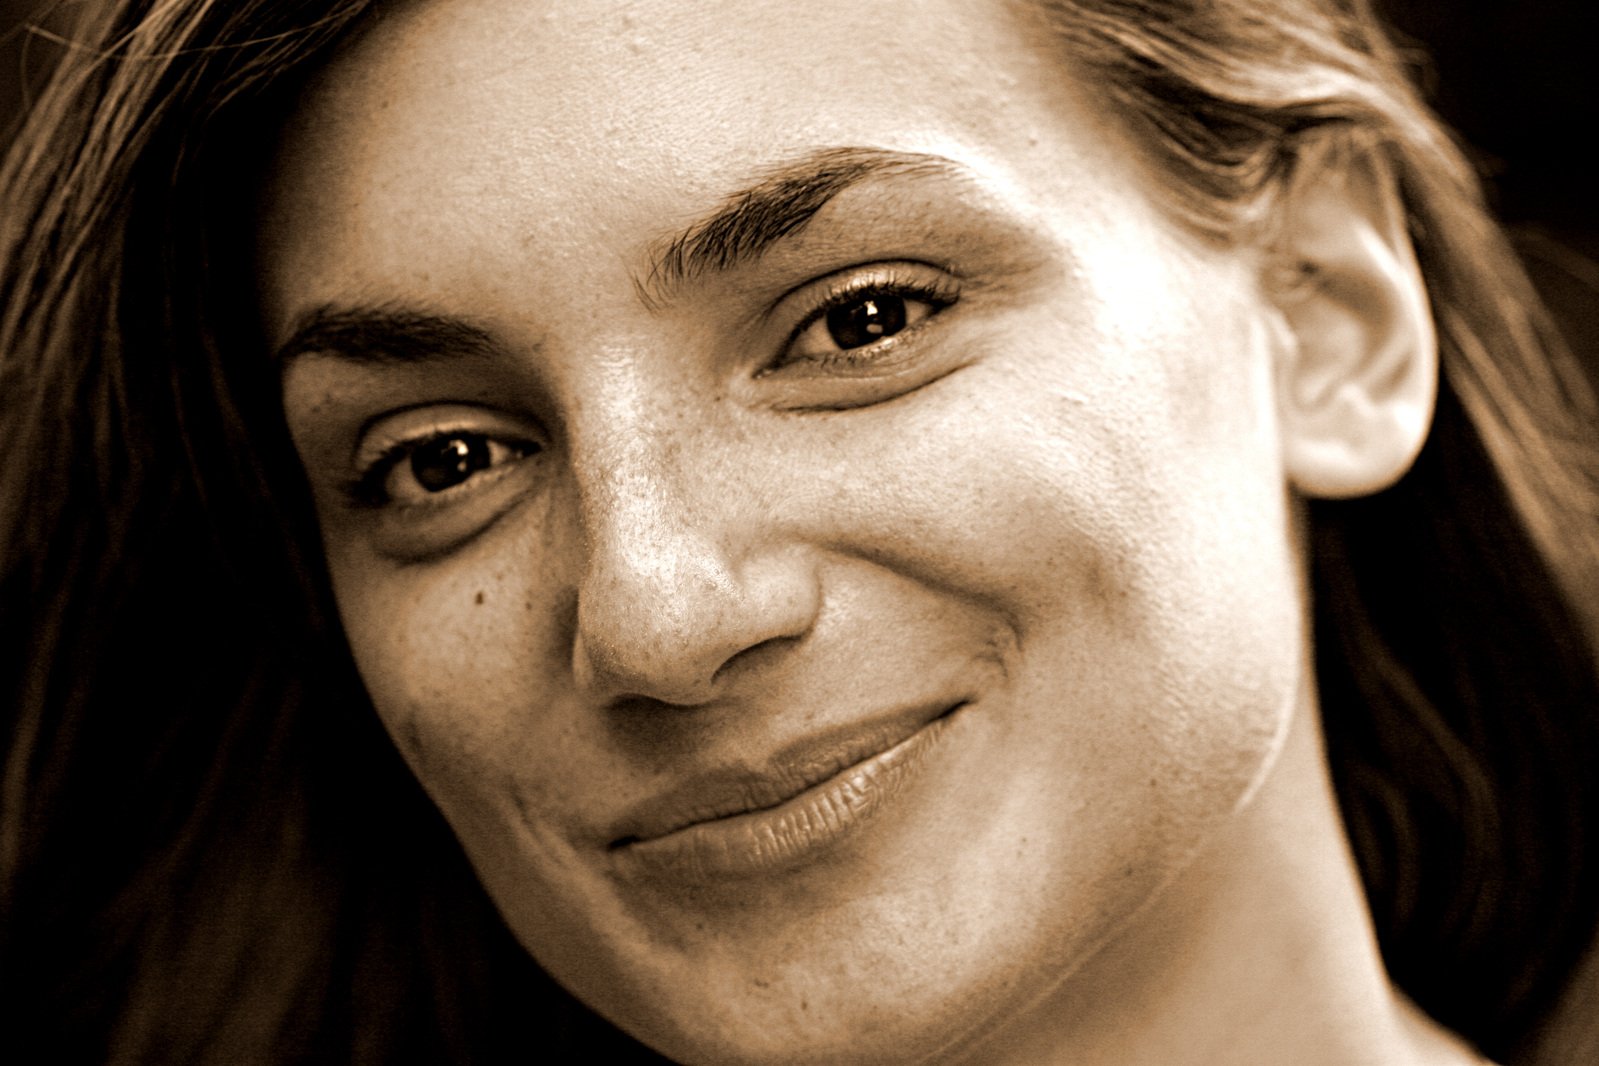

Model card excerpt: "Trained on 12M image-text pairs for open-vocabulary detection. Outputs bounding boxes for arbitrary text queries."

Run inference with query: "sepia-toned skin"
[262,0,1471,1063]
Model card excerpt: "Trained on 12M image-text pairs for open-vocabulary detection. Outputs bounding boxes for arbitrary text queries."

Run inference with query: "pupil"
[412,435,491,492]
[825,293,907,350]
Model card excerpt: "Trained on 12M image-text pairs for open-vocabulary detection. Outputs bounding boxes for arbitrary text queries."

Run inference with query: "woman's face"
[265,0,1308,1060]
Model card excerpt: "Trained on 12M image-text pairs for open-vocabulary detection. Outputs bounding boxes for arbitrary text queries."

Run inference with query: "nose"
[569,439,820,706]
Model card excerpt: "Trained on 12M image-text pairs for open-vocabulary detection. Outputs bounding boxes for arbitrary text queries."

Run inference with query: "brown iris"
[411,435,492,493]
[824,294,909,350]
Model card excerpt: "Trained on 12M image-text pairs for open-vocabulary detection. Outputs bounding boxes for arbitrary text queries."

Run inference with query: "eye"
[356,428,540,507]
[798,290,924,351]
[779,266,959,368]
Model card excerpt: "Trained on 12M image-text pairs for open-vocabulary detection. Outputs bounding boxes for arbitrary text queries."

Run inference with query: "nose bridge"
[569,395,813,704]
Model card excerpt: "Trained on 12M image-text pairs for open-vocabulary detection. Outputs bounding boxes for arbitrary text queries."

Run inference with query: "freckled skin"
[261,1,1342,1064]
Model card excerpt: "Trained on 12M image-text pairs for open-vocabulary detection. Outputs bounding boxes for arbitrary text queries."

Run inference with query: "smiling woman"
[2,2,1597,1065]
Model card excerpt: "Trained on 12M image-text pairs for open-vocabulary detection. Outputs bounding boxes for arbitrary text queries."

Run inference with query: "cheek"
[330,541,643,975]
[831,276,1293,642]
[820,274,1304,828]
[326,522,581,831]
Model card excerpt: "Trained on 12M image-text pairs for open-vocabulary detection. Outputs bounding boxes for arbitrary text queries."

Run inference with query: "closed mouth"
[607,700,967,883]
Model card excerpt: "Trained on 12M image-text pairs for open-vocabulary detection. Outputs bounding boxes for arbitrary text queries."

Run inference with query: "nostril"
[571,621,731,705]
[709,631,805,685]
[605,692,705,716]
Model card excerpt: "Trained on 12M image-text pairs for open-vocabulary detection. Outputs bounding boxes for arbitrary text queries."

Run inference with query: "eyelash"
[775,266,960,370]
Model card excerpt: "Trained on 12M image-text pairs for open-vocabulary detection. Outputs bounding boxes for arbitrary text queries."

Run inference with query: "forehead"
[261,0,1152,333]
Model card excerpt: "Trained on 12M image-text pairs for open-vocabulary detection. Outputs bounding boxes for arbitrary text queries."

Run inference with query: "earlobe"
[1265,143,1437,500]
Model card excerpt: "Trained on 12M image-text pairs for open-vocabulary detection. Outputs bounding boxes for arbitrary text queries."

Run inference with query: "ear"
[1264,144,1437,499]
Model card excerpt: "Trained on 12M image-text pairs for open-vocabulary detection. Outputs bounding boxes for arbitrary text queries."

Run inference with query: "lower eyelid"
[770,352,975,414]
[366,462,546,563]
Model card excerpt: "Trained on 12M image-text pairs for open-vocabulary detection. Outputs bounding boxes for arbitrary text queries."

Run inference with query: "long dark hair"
[0,2,636,1061]
[2,1,1595,1063]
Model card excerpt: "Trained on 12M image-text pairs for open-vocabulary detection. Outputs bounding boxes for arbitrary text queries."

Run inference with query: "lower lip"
[615,709,961,885]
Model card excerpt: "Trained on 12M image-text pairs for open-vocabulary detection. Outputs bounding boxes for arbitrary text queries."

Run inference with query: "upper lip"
[606,697,965,848]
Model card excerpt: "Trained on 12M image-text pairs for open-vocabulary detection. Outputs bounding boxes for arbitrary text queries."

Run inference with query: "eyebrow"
[641,146,961,301]
[275,146,963,365]
[274,304,504,367]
